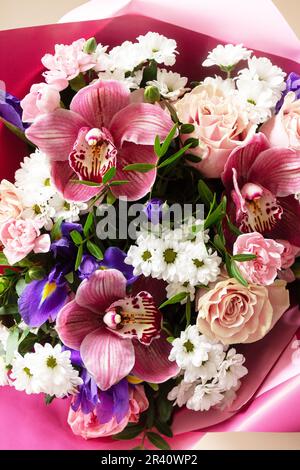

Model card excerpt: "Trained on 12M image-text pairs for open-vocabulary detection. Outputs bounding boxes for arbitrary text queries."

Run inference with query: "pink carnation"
[21,83,61,123]
[68,385,149,439]
[0,218,51,265]
[233,232,284,286]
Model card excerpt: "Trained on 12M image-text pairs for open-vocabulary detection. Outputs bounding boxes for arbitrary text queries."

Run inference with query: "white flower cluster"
[147,69,189,101]
[125,221,221,302]
[202,44,286,124]
[14,150,87,229]
[9,343,82,397]
[168,325,248,411]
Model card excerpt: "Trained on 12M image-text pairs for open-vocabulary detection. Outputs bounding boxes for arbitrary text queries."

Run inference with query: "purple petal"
[99,247,137,285]
[78,255,100,281]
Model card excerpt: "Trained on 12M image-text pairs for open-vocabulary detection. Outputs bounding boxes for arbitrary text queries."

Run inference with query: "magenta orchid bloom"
[56,269,179,390]
[222,133,300,246]
[26,80,174,202]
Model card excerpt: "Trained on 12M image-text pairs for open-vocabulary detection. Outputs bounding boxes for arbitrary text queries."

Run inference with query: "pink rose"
[68,385,149,439]
[21,83,61,123]
[42,39,95,90]
[261,92,300,150]
[233,232,284,286]
[175,78,256,178]
[0,180,23,225]
[0,218,51,265]
[196,278,289,344]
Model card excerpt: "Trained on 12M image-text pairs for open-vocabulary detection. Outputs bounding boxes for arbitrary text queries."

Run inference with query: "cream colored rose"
[0,180,23,225]
[196,278,289,344]
[175,77,256,178]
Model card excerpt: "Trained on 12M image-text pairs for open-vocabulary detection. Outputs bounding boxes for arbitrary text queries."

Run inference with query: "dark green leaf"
[226,215,242,236]
[15,279,27,297]
[185,154,202,163]
[106,191,116,205]
[6,327,19,364]
[83,212,94,237]
[213,234,226,253]
[141,60,158,85]
[204,196,227,229]
[155,421,173,438]
[198,180,214,207]
[180,123,195,134]
[108,180,130,186]
[45,395,55,405]
[69,73,86,91]
[65,272,74,284]
[18,327,30,346]
[157,398,173,423]
[146,400,155,429]
[157,143,192,169]
[70,230,83,245]
[113,424,144,440]
[0,305,19,316]
[75,244,83,271]
[230,260,248,286]
[184,137,199,148]
[103,166,117,185]
[148,382,159,391]
[159,123,178,157]
[123,163,156,173]
[163,100,180,123]
[185,297,191,327]
[87,241,104,260]
[146,432,171,450]
[50,217,63,241]
[154,135,162,157]
[159,292,188,308]
[70,179,101,187]
[232,253,257,262]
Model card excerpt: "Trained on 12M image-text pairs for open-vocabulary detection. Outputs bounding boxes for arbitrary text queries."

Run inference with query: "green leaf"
[146,432,171,450]
[148,382,159,391]
[166,336,174,343]
[155,421,173,438]
[159,123,178,158]
[75,244,83,271]
[204,196,227,229]
[65,272,74,284]
[232,253,257,262]
[108,180,130,186]
[15,278,27,297]
[6,327,19,364]
[18,327,30,346]
[51,217,63,241]
[70,179,101,187]
[131,446,143,450]
[0,305,19,316]
[185,297,191,327]
[180,123,195,134]
[70,230,83,246]
[45,395,55,405]
[226,215,242,236]
[157,397,173,423]
[83,212,94,237]
[163,100,180,123]
[145,399,155,429]
[87,241,104,260]
[159,292,188,308]
[157,143,192,169]
[184,154,202,163]
[123,163,156,173]
[0,116,34,146]
[113,424,144,440]
[154,135,162,157]
[213,233,226,253]
[230,260,248,286]
[184,137,199,148]
[102,166,117,185]
[198,180,214,207]
[0,252,8,266]
[141,60,158,85]
[106,191,116,205]
[69,73,86,91]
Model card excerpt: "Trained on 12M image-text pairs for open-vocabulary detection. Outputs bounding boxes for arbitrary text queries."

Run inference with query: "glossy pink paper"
[0,0,300,449]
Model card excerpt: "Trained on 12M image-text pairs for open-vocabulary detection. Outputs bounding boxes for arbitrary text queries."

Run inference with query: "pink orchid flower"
[56,269,179,390]
[26,80,173,202]
[222,133,300,246]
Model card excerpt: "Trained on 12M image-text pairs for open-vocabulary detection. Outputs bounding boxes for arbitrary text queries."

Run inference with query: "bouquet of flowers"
[1,28,300,449]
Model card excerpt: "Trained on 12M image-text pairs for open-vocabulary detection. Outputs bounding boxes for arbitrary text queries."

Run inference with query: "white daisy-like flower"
[184,345,225,383]
[49,194,88,223]
[0,355,9,386]
[10,353,41,394]
[217,348,248,390]
[202,44,252,69]
[137,32,178,66]
[108,41,146,72]
[239,56,286,98]
[187,380,224,411]
[97,69,142,90]
[169,325,212,370]
[236,78,276,123]
[217,381,241,411]
[167,380,197,407]
[0,323,9,352]
[166,281,195,304]
[181,244,221,286]
[30,343,82,398]
[14,150,56,207]
[152,237,185,283]
[202,76,236,95]
[22,203,56,231]
[125,235,159,277]
[92,43,110,72]
[147,69,188,100]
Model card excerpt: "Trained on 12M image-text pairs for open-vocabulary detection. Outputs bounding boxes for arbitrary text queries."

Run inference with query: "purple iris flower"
[78,254,100,281]
[144,198,164,225]
[0,86,27,131]
[72,369,99,415]
[97,379,130,424]
[99,247,138,285]
[51,222,82,274]
[18,268,68,327]
[62,346,83,367]
[276,72,300,112]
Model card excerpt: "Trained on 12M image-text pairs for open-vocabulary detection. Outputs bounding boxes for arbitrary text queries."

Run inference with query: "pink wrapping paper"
[0,0,300,449]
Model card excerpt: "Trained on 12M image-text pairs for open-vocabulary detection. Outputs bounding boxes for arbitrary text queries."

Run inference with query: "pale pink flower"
[196,278,289,344]
[175,78,256,177]
[261,92,300,150]
[21,83,61,123]
[0,180,23,225]
[233,232,284,285]
[42,39,95,90]
[0,218,51,265]
[68,385,149,439]
[276,239,300,269]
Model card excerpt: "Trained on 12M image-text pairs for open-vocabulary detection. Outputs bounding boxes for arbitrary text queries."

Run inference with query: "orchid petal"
[111,143,157,201]
[70,80,130,129]
[132,332,180,383]
[80,327,135,390]
[270,195,300,246]
[109,103,174,148]
[25,109,87,161]
[56,299,100,350]
[76,269,127,314]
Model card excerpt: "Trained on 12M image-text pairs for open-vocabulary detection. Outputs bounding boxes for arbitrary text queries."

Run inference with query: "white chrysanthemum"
[181,244,222,286]
[147,69,188,100]
[137,32,178,66]
[10,353,41,394]
[202,44,252,69]
[166,282,195,304]
[202,76,236,95]
[125,236,159,277]
[152,237,186,283]
[0,356,9,386]
[184,345,225,383]
[98,69,142,90]
[92,43,110,72]
[49,194,88,223]
[22,203,56,231]
[167,381,196,407]
[217,381,241,411]
[217,348,248,390]
[169,325,212,370]
[108,41,146,72]
[14,150,56,206]
[0,323,9,352]
[186,380,224,411]
[236,78,276,123]
[30,343,82,397]
[239,56,286,98]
